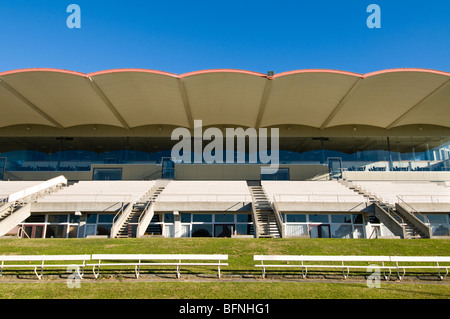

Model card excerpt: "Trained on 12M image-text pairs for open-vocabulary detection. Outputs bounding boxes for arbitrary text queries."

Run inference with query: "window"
[215,214,234,223]
[193,214,212,223]
[98,214,114,223]
[192,224,213,237]
[237,214,252,223]
[331,224,353,238]
[45,225,67,238]
[164,213,174,223]
[283,213,366,239]
[286,214,306,223]
[309,214,329,223]
[181,213,191,223]
[331,215,351,224]
[48,214,68,223]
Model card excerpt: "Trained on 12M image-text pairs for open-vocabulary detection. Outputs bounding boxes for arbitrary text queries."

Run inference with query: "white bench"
[0,255,90,280]
[391,256,450,280]
[254,255,394,279]
[88,254,228,279]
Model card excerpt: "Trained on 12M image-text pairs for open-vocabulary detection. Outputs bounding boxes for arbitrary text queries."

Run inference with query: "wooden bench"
[254,255,394,279]
[88,254,228,279]
[0,255,90,280]
[391,256,450,280]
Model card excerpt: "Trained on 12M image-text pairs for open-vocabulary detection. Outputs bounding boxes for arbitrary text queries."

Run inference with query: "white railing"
[271,194,368,203]
[7,175,67,203]
[38,193,134,203]
[155,194,253,202]
[396,194,450,204]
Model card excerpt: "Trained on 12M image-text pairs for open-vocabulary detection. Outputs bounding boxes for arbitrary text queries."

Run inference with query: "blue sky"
[0,0,449,74]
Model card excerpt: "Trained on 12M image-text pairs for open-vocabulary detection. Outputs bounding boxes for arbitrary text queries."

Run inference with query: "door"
[309,224,330,238]
[161,158,175,179]
[214,224,234,237]
[327,157,342,179]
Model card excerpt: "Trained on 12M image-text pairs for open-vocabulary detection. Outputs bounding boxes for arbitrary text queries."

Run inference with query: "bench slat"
[91,254,228,261]
[0,255,90,262]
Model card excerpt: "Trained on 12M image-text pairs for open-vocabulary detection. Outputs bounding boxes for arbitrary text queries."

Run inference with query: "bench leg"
[437,266,448,281]
[262,267,265,279]
[218,266,221,279]
[343,267,349,280]
[397,268,405,281]
[135,265,140,279]
[176,265,180,279]
[77,266,84,280]
[301,267,307,279]
[92,265,100,279]
[34,266,43,280]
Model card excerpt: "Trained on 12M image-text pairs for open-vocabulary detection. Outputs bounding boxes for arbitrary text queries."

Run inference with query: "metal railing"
[154,194,253,202]
[396,196,430,225]
[271,194,369,203]
[396,194,450,204]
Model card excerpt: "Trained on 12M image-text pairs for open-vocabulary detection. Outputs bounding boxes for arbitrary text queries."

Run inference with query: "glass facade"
[0,136,448,173]
[145,213,254,238]
[19,213,115,238]
[282,213,365,238]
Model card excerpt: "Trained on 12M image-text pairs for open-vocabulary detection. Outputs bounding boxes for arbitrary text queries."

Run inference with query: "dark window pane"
[98,214,114,223]
[45,225,67,238]
[236,224,253,235]
[193,214,212,223]
[192,224,213,237]
[164,213,174,223]
[309,214,329,223]
[24,215,45,223]
[86,214,97,224]
[286,214,306,223]
[331,215,351,224]
[236,214,252,223]
[97,224,112,236]
[69,214,80,223]
[47,215,68,223]
[215,214,234,223]
[181,213,191,223]
[352,214,363,224]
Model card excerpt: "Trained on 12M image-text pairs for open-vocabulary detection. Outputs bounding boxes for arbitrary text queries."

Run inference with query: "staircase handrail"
[271,195,284,237]
[138,200,154,224]
[110,202,132,237]
[396,196,430,224]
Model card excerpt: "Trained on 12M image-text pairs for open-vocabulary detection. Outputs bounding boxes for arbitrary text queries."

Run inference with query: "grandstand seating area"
[156,181,252,202]
[262,181,367,203]
[351,181,450,205]
[0,178,448,239]
[0,181,43,202]
[36,181,155,203]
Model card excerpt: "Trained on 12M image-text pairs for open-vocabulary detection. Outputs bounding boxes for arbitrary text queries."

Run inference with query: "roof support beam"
[386,78,450,129]
[320,78,363,129]
[255,78,273,129]
[178,78,194,130]
[86,77,130,129]
[0,78,64,129]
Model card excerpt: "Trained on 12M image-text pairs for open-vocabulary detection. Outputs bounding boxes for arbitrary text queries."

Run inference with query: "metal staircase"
[114,185,165,238]
[248,185,282,238]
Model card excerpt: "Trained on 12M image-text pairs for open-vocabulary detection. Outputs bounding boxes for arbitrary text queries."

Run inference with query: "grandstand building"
[0,68,449,239]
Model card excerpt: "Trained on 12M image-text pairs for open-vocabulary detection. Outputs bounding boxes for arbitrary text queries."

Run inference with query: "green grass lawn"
[0,238,449,299]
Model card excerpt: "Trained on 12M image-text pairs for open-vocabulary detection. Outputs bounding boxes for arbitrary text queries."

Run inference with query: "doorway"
[327,157,342,179]
[309,224,331,238]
